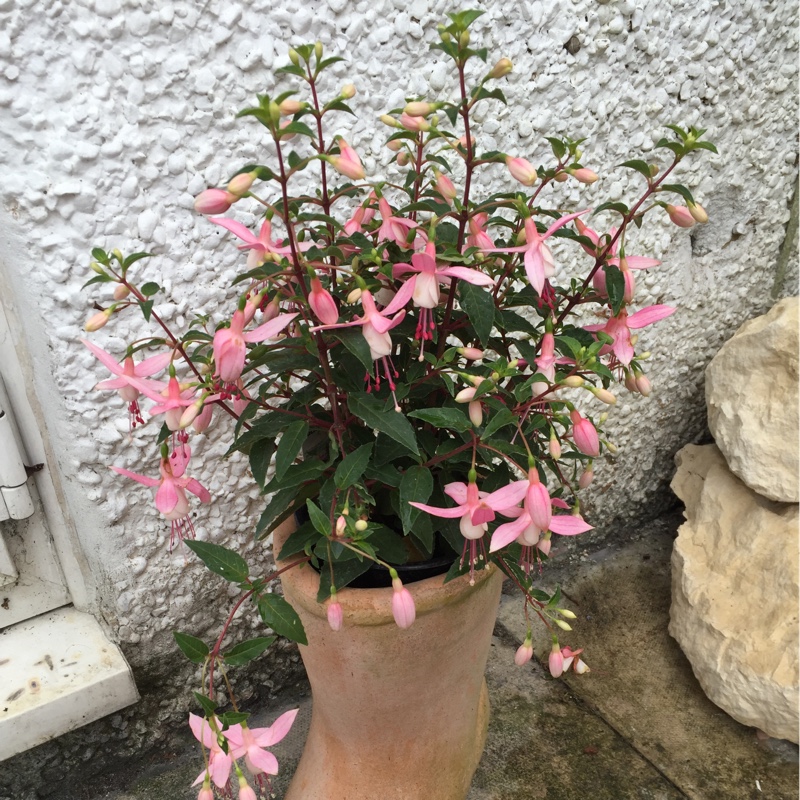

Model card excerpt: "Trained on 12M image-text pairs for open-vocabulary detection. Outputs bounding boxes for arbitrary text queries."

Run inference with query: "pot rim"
[272,518,499,627]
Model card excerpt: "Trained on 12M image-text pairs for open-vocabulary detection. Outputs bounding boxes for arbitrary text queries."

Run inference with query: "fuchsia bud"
[340,83,356,99]
[179,399,204,429]
[589,386,617,405]
[578,466,594,489]
[113,284,130,300]
[227,171,257,197]
[309,277,339,325]
[237,779,257,800]
[635,374,652,396]
[455,386,477,403]
[568,167,599,184]
[328,139,366,181]
[327,591,343,632]
[666,204,695,228]
[193,402,214,433]
[399,112,430,132]
[194,188,237,215]
[279,98,303,115]
[279,120,296,141]
[570,410,600,457]
[549,641,564,678]
[85,308,112,332]
[537,534,552,556]
[468,400,483,428]
[459,347,484,361]
[624,371,638,393]
[549,433,562,460]
[391,572,415,629]
[689,202,708,223]
[403,101,436,117]
[505,156,538,186]
[386,139,403,152]
[434,169,458,202]
[396,151,411,166]
[488,57,513,79]
[515,634,534,666]
[198,786,214,800]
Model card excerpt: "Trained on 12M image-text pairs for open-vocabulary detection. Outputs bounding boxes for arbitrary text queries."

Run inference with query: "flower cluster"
[81,10,714,796]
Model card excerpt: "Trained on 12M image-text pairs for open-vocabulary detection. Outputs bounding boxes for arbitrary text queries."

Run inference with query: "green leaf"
[185,541,249,583]
[223,636,276,666]
[619,159,652,180]
[546,137,567,160]
[280,121,316,138]
[348,393,419,455]
[139,299,154,322]
[604,265,626,315]
[660,183,696,206]
[275,420,309,480]
[256,486,309,539]
[399,465,433,534]
[258,594,307,645]
[219,711,251,726]
[332,329,373,373]
[407,407,471,432]
[367,526,408,564]
[193,692,218,716]
[249,439,274,489]
[173,632,209,664]
[334,443,373,489]
[277,521,320,559]
[81,273,114,288]
[592,201,630,217]
[91,247,109,263]
[140,281,161,297]
[306,499,331,535]
[482,407,517,439]
[122,252,153,269]
[691,140,718,154]
[317,558,372,602]
[265,458,327,492]
[459,282,495,346]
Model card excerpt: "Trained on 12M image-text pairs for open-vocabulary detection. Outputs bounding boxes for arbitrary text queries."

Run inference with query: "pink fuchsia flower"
[194,188,237,215]
[209,217,312,268]
[82,339,172,429]
[465,213,495,252]
[328,138,366,181]
[309,277,339,325]
[146,374,197,431]
[392,241,493,355]
[483,211,589,295]
[570,410,600,457]
[113,455,211,547]
[584,304,676,366]
[391,573,416,629]
[343,193,377,236]
[560,645,588,673]
[505,156,537,186]
[213,309,298,384]
[189,714,238,789]
[377,197,420,249]
[224,709,298,776]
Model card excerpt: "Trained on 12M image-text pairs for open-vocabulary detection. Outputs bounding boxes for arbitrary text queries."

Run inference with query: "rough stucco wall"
[0,0,797,790]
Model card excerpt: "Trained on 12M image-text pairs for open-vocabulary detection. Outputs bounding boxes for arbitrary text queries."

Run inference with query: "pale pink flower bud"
[279,98,303,115]
[198,787,214,800]
[635,374,652,397]
[459,347,484,361]
[179,400,204,429]
[335,515,347,535]
[549,434,562,460]
[624,371,638,393]
[505,156,538,186]
[346,287,363,304]
[328,140,366,181]
[84,309,111,332]
[399,112,430,132]
[570,410,600,457]
[666,204,695,228]
[554,171,569,182]
[194,188,236,215]
[562,375,584,388]
[488,57,513,79]
[380,114,403,128]
[468,400,483,427]
[193,402,214,433]
[309,277,339,325]
[396,151,411,166]
[113,284,130,300]
[455,386,477,403]
[391,576,415,629]
[434,169,458,201]
[386,139,403,151]
[689,202,708,223]
[238,781,257,800]
[590,387,617,405]
[279,119,296,141]
[227,171,257,197]
[327,600,343,631]
[537,535,552,556]
[404,101,436,117]
[340,83,356,99]
[578,468,594,489]
[549,642,564,677]
[568,167,598,184]
[515,637,534,666]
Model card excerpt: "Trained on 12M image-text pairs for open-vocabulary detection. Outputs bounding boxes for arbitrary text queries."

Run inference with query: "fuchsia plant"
[81,10,714,797]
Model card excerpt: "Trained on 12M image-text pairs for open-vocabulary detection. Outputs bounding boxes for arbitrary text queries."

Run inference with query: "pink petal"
[627,304,676,329]
[155,477,180,515]
[408,501,464,518]
[185,478,211,503]
[437,266,494,286]
[443,482,468,505]
[490,515,530,552]
[209,752,233,789]
[135,351,173,377]
[621,256,660,271]
[243,312,299,343]
[111,466,160,487]
[189,714,217,749]
[543,209,590,239]
[471,504,496,525]
[81,338,124,375]
[209,216,258,246]
[550,515,594,536]
[95,377,128,390]
[524,246,545,294]
[247,747,280,776]
[381,278,415,316]
[392,261,418,278]
[253,708,299,747]
[551,497,570,509]
[486,480,528,511]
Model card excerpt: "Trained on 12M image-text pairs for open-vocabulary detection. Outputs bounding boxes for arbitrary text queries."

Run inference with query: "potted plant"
[81,9,714,800]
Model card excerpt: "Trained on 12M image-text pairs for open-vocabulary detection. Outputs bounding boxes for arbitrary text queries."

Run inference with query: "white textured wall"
[0,0,796,678]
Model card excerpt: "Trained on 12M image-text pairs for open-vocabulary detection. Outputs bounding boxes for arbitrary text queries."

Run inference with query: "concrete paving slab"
[497,518,799,800]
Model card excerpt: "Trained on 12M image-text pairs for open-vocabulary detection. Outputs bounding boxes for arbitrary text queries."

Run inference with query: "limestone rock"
[705,297,799,502]
[670,443,799,742]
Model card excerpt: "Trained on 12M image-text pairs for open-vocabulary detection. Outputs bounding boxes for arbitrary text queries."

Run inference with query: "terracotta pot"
[273,518,502,800]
